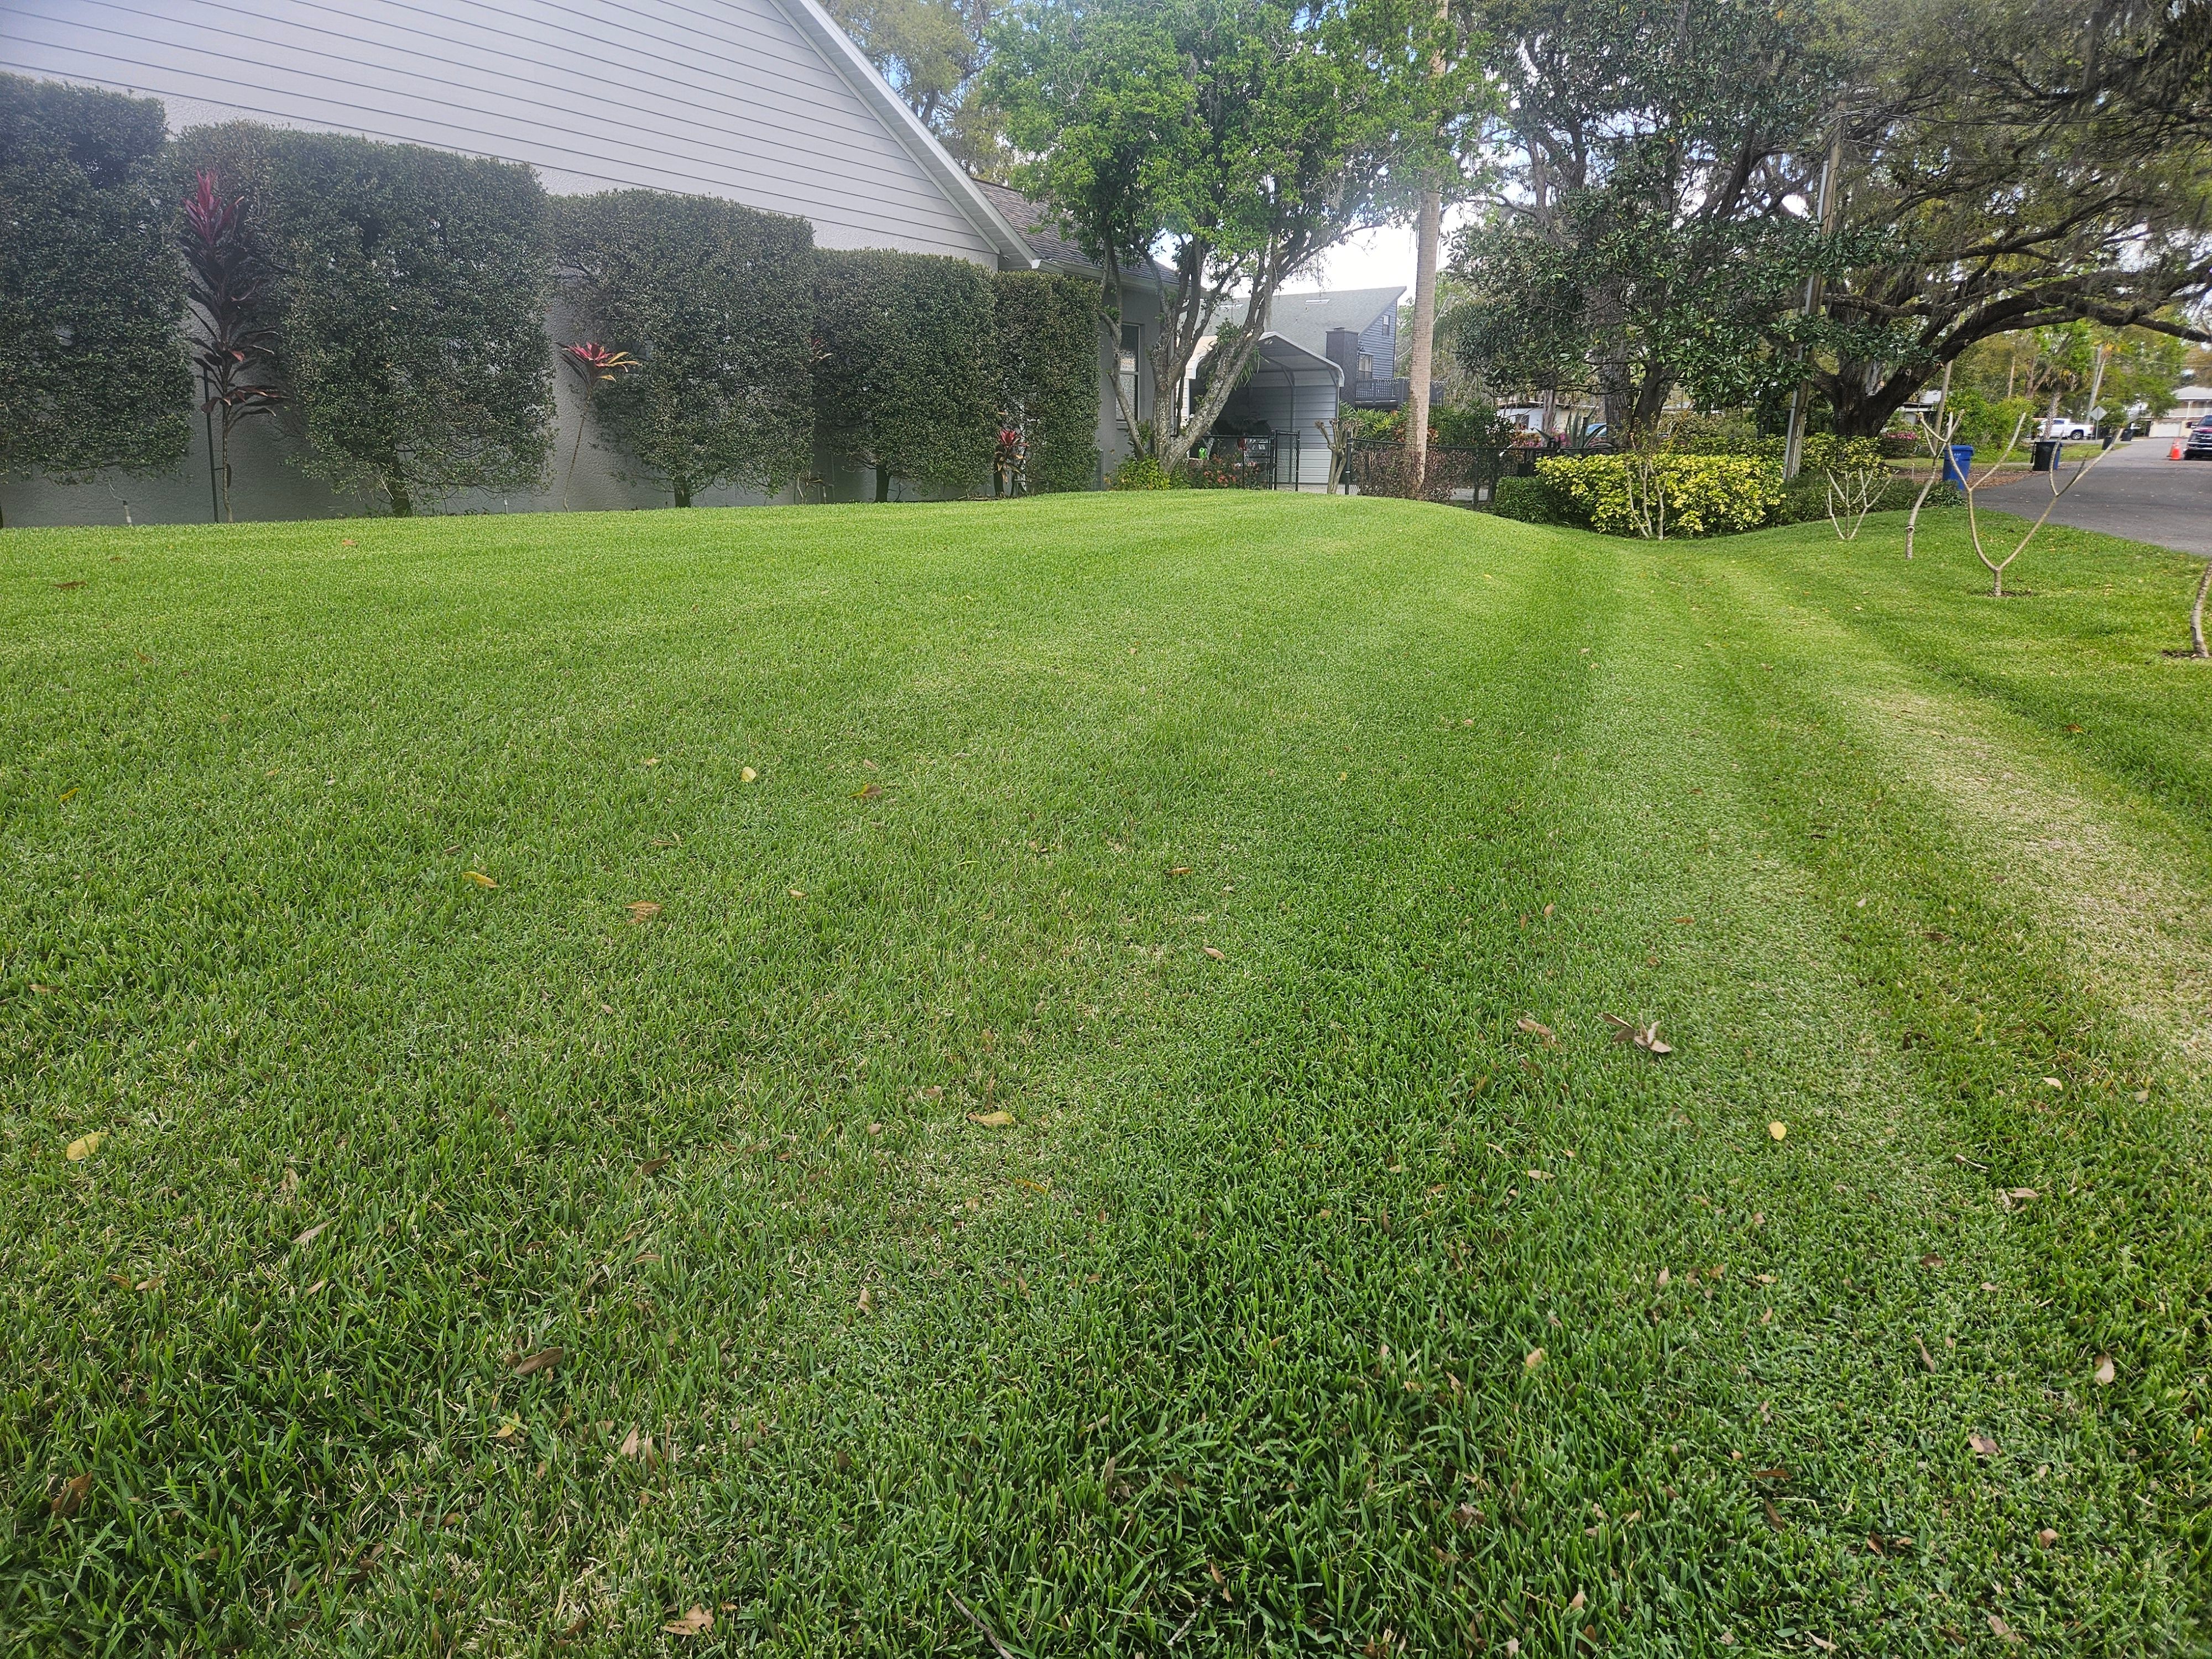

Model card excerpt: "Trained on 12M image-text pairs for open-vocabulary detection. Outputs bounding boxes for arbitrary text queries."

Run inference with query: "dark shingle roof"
[973,180,1097,274]
[972,180,1171,287]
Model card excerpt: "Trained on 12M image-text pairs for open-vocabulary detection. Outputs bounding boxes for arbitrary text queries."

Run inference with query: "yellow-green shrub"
[1535,453,1783,538]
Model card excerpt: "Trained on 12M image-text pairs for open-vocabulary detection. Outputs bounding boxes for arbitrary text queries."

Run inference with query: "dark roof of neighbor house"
[1220,287,1404,357]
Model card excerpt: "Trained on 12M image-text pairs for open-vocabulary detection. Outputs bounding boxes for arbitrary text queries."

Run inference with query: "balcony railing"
[1348,375,1409,408]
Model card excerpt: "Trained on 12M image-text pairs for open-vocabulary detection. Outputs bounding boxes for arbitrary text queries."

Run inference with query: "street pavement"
[1987,434,2212,556]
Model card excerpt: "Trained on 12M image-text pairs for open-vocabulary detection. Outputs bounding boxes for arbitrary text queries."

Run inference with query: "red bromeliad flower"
[561,342,639,386]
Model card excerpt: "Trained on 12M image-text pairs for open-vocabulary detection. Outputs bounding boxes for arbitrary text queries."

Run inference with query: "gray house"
[0,0,1159,523]
[1198,288,1405,488]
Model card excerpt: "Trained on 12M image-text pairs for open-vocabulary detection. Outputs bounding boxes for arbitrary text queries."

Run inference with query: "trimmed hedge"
[1536,453,1784,538]
[991,270,1100,493]
[0,75,190,497]
[558,191,815,506]
[179,124,554,515]
[816,251,997,500]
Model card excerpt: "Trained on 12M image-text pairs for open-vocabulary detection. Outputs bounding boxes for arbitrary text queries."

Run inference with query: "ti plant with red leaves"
[994,423,1027,497]
[558,342,639,505]
[178,169,284,523]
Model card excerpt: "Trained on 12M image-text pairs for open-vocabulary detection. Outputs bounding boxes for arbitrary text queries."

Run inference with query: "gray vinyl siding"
[1359,309,1395,378]
[0,0,1000,259]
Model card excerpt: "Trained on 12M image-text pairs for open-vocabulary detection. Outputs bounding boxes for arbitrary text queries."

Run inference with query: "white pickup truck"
[2038,416,2097,440]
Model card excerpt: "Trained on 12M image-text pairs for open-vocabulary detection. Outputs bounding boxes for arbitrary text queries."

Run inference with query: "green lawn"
[3,493,2208,1657]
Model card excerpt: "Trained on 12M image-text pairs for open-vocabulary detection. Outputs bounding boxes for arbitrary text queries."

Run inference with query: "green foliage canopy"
[0,74,190,497]
[558,192,815,507]
[990,270,1100,492]
[816,250,998,499]
[989,0,1477,465]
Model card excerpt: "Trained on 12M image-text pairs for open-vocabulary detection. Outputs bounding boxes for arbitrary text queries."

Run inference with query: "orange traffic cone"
[2173,440,2185,459]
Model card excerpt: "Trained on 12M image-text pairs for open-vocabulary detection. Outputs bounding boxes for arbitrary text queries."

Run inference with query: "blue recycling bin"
[1942,443,1974,489]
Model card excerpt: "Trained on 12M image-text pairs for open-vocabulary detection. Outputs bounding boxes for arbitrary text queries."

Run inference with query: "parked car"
[2039,415,2097,440]
[2185,416,2212,460]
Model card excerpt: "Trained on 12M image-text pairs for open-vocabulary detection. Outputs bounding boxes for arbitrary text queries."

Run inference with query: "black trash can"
[2031,439,2060,472]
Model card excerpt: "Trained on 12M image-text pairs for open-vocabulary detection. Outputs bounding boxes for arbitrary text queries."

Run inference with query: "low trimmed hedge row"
[1495,451,1918,539]
[2,76,1102,513]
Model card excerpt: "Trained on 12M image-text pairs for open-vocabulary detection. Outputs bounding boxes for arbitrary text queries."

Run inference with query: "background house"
[1,0,1154,522]
[1191,288,1405,489]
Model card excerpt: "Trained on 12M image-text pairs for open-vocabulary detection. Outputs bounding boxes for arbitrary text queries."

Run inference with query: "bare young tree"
[2187,560,2210,660]
[1959,429,2114,597]
[1824,465,1888,540]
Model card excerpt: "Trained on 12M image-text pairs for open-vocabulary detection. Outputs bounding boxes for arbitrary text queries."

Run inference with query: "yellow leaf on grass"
[1524,1348,1545,1370]
[1768,1121,1787,1141]
[789,888,807,900]
[66,1131,105,1162]
[663,1606,712,1636]
[967,1110,1013,1128]
[2093,1354,2115,1386]
[51,1473,92,1519]
[464,870,498,888]
[740,766,758,782]
[1168,865,1193,875]
[512,1347,565,1378]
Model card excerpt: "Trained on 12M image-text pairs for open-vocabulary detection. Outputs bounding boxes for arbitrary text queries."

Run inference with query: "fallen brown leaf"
[1168,865,1192,875]
[625,900,662,924]
[1919,1253,1944,1269]
[1968,1432,2000,1458]
[1917,1337,1937,1374]
[1524,1348,1545,1370]
[638,1155,670,1176]
[1201,945,1225,961]
[1987,1613,2020,1644]
[1517,1016,1557,1043]
[51,1473,91,1519]
[662,1605,712,1636]
[619,1426,649,1459]
[2093,1354,2115,1386]
[1764,1498,1786,1531]
[53,579,85,590]
[293,1220,330,1248]
[512,1347,565,1378]
[30,983,56,995]
[65,1131,105,1162]
[854,781,881,800]
[2036,1527,2057,1548]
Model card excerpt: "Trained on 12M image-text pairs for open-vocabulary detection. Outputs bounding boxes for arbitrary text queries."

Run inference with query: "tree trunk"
[1406,188,1442,488]
[674,479,693,508]
[386,462,413,518]
[874,465,890,503]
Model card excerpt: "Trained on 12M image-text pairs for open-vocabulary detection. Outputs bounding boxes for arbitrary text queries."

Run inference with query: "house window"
[1358,353,1373,377]
[1119,324,1141,424]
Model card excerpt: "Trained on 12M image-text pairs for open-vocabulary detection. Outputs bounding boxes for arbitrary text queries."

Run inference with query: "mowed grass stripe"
[2,497,2206,1656]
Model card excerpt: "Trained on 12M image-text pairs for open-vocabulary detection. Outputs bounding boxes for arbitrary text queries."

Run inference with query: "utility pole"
[1782,111,1845,482]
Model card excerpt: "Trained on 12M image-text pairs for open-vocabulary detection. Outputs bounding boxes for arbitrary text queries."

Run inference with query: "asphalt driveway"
[1992,435,2212,556]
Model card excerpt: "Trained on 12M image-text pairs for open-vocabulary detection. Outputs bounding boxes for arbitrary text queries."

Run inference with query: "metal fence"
[1174,436,1514,502]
